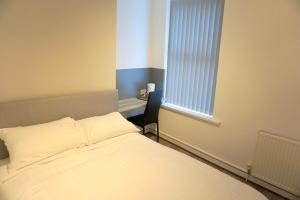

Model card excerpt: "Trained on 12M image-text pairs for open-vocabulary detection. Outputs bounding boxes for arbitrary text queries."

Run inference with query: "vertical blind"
[165,0,224,116]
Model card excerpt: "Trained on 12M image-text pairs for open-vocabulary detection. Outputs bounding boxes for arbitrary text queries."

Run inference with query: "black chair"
[127,90,163,142]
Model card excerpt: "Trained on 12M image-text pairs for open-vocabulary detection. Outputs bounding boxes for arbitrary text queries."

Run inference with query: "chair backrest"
[144,90,163,124]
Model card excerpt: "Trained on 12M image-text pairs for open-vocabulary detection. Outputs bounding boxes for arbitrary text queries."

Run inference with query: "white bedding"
[0,133,267,200]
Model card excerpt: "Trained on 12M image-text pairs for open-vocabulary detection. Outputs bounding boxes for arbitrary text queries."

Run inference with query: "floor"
[144,132,288,200]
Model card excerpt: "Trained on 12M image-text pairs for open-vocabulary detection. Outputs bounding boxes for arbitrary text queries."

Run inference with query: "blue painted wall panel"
[116,68,164,99]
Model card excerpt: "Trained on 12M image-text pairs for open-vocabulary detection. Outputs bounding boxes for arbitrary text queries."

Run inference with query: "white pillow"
[0,117,86,171]
[77,112,139,145]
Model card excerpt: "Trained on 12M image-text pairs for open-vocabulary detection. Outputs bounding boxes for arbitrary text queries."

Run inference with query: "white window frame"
[162,0,222,126]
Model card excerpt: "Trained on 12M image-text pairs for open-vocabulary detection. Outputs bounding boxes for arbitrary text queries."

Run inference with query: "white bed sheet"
[0,133,267,200]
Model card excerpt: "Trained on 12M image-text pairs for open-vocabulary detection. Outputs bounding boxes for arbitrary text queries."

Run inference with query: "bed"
[0,90,267,200]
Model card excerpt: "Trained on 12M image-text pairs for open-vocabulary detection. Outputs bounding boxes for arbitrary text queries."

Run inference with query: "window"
[164,0,224,117]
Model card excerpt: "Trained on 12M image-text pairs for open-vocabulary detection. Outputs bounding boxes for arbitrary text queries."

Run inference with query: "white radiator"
[252,131,300,196]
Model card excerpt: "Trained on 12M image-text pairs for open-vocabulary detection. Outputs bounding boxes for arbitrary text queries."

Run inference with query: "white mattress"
[0,133,267,200]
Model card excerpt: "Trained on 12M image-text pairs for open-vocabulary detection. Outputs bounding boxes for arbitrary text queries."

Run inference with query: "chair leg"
[156,122,159,142]
[142,126,145,135]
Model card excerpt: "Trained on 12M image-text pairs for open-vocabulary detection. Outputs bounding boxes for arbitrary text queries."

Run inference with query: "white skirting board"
[149,128,300,200]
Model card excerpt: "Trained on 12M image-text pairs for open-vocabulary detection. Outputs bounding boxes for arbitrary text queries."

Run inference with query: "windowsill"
[162,103,221,127]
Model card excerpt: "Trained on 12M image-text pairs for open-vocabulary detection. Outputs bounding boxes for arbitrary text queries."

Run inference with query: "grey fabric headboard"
[0,90,118,159]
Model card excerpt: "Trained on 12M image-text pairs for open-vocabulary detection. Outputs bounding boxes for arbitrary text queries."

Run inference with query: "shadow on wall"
[116,68,164,100]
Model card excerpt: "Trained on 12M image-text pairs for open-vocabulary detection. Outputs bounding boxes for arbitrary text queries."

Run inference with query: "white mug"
[147,83,155,95]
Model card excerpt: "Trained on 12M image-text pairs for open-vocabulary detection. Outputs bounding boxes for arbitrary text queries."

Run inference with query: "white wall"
[116,0,151,69]
[159,0,300,171]
[0,0,116,102]
[116,0,165,69]
[148,0,167,69]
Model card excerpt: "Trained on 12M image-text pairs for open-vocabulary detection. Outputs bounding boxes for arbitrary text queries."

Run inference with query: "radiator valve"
[245,164,252,182]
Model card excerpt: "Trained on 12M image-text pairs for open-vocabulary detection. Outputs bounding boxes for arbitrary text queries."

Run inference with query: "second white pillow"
[77,112,139,145]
